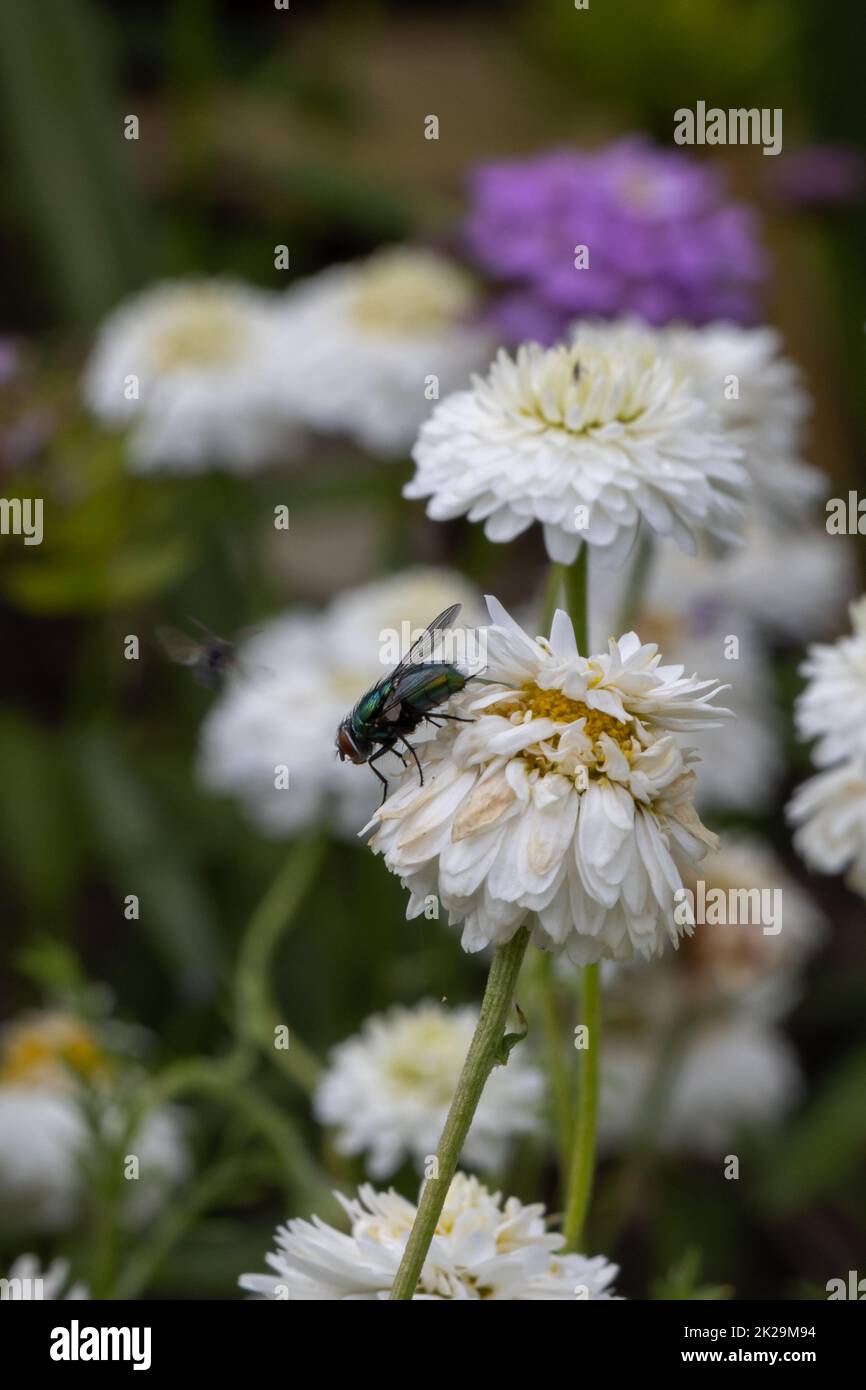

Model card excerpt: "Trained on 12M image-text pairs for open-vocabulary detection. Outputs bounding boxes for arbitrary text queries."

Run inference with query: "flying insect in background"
[336,604,476,801]
[156,619,237,691]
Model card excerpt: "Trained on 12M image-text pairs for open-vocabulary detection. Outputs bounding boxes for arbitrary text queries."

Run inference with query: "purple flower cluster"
[463,137,767,344]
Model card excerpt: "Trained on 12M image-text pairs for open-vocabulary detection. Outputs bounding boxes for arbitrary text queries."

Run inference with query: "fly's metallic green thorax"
[335,604,477,802]
[352,663,466,745]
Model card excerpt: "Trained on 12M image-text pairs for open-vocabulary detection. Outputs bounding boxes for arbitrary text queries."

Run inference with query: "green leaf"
[0,709,80,920]
[494,1001,528,1066]
[0,0,151,325]
[3,538,192,614]
[14,937,87,996]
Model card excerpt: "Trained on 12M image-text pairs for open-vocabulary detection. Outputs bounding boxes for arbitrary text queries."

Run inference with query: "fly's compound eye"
[336,726,356,762]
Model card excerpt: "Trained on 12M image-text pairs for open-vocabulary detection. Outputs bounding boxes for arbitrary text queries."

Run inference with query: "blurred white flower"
[788,756,866,899]
[406,320,747,568]
[665,625,778,815]
[0,1011,189,1238]
[314,1001,544,1178]
[0,1090,86,1233]
[678,834,824,1019]
[596,831,820,1155]
[596,548,782,814]
[788,600,866,897]
[198,567,484,840]
[661,323,821,524]
[629,522,855,648]
[84,278,300,473]
[240,1172,619,1300]
[600,1011,802,1157]
[795,597,866,768]
[276,248,493,456]
[1,1254,88,1301]
[367,597,730,963]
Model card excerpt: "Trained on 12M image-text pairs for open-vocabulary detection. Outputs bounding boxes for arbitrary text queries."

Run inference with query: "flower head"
[464,138,766,343]
[787,598,866,898]
[366,597,730,963]
[788,756,866,899]
[597,839,818,1158]
[84,279,299,473]
[314,1001,544,1178]
[601,1010,801,1157]
[0,1010,189,1237]
[406,321,747,568]
[240,1172,619,1300]
[794,598,866,768]
[275,248,494,457]
[678,835,824,1019]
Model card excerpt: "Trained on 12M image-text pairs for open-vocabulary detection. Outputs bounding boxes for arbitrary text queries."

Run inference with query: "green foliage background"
[1,0,865,1299]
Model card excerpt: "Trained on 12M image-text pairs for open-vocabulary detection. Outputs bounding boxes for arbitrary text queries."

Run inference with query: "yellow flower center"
[351,250,476,335]
[384,1019,462,1103]
[149,299,250,371]
[0,1015,108,1087]
[492,682,635,754]
[509,343,651,434]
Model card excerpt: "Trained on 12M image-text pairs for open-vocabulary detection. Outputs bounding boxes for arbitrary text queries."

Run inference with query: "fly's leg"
[424,711,474,731]
[399,737,424,787]
[367,745,393,805]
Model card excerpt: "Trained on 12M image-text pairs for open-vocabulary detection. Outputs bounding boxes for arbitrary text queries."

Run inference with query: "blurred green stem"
[543,549,588,649]
[562,962,601,1250]
[234,833,328,1092]
[115,1153,268,1300]
[142,1053,331,1212]
[564,546,589,652]
[532,952,573,1171]
[616,530,654,632]
[389,927,530,1300]
[116,834,331,1266]
[555,544,601,1251]
[541,564,564,634]
[85,1097,128,1300]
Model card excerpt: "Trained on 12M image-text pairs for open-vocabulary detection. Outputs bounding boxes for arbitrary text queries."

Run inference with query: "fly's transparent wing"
[156,626,202,667]
[379,664,449,716]
[187,615,232,645]
[391,604,462,679]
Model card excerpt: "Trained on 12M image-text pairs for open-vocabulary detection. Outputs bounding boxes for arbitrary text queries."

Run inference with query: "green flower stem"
[543,548,589,649]
[563,543,589,651]
[115,1153,268,1300]
[234,832,328,1093]
[141,1053,334,1213]
[562,961,601,1250]
[532,951,573,1171]
[558,544,600,1251]
[389,926,530,1300]
[541,564,564,634]
[616,530,653,632]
